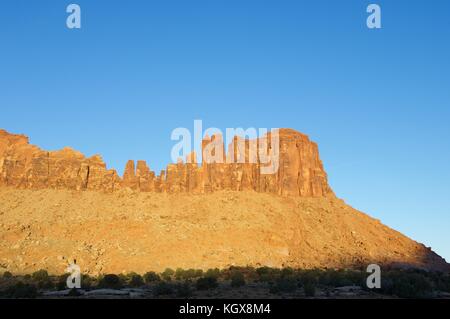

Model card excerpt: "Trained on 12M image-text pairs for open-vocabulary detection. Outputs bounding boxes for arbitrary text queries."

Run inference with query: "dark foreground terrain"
[1,267,450,299]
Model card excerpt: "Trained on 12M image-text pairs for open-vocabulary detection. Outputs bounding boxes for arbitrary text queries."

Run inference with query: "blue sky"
[1,0,449,261]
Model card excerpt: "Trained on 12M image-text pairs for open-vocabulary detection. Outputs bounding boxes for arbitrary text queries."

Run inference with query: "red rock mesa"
[0,128,333,197]
[0,128,449,274]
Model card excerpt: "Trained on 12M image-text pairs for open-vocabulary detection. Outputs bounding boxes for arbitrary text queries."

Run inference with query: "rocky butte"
[0,128,332,197]
[0,128,448,274]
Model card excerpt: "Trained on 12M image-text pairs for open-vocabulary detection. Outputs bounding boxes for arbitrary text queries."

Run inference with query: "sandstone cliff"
[0,128,333,197]
[1,128,448,274]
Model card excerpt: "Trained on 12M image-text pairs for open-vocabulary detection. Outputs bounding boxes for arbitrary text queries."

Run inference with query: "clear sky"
[1,1,449,261]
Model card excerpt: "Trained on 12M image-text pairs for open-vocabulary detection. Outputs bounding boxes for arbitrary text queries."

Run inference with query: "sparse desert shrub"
[378,276,394,294]
[176,282,193,298]
[81,274,93,289]
[2,271,13,279]
[257,267,277,282]
[239,266,258,281]
[230,272,246,288]
[319,269,360,287]
[318,269,336,286]
[303,282,316,297]
[204,268,221,279]
[175,268,186,280]
[124,272,139,280]
[129,274,145,288]
[183,269,200,280]
[162,268,175,278]
[154,281,174,296]
[144,272,161,283]
[196,277,219,291]
[424,271,450,293]
[281,268,295,278]
[37,279,54,290]
[98,274,123,290]
[118,273,128,285]
[269,277,297,294]
[32,269,49,282]
[225,266,262,282]
[256,267,271,277]
[344,270,366,287]
[4,282,38,299]
[380,270,433,298]
[57,274,69,291]
[392,273,432,298]
[436,275,450,292]
[297,269,319,287]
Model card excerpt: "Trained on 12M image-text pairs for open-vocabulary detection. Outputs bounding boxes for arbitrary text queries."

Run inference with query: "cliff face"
[0,128,333,197]
[0,130,121,192]
[0,128,448,274]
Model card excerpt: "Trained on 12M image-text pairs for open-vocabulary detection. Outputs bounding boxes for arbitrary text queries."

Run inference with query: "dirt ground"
[0,187,448,275]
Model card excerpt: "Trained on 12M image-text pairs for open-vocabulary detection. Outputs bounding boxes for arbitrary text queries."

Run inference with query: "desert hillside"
[0,128,448,275]
[0,187,447,275]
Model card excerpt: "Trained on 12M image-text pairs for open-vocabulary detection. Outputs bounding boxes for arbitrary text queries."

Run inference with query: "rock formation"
[0,128,448,274]
[0,128,333,197]
[0,129,121,192]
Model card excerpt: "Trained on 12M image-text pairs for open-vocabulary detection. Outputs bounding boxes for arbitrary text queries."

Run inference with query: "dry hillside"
[0,187,447,275]
[0,128,448,275]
